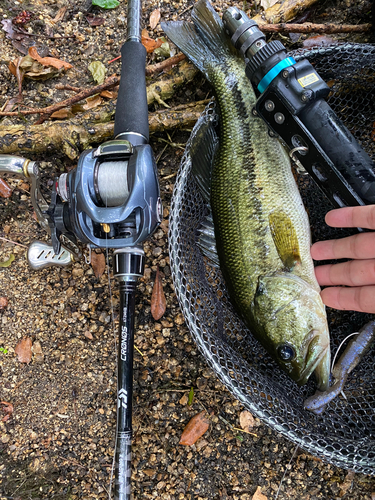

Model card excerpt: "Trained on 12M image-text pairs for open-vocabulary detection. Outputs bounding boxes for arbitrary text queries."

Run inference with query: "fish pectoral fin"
[269,211,301,270]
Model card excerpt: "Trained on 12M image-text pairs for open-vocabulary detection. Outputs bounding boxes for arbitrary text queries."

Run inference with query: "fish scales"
[162,0,331,390]
[210,62,314,316]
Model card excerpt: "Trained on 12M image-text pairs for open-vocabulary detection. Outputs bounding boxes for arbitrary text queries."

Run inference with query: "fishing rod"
[0,0,161,497]
[223,7,375,209]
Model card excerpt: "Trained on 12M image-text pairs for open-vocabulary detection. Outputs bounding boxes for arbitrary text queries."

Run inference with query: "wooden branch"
[0,76,119,118]
[259,22,372,34]
[145,53,186,75]
[0,56,194,119]
[253,0,321,25]
[0,100,208,159]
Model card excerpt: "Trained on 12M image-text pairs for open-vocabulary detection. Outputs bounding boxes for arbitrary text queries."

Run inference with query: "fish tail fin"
[161,0,235,81]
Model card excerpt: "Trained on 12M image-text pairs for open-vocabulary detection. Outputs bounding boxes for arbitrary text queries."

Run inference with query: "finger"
[320,286,375,313]
[325,205,375,229]
[315,259,375,287]
[311,232,375,261]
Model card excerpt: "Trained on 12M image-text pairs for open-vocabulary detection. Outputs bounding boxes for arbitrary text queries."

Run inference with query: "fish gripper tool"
[223,7,375,209]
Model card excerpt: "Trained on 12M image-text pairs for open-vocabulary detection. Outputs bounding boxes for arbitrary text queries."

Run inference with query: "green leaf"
[0,254,15,268]
[0,347,8,354]
[92,0,120,8]
[188,387,194,406]
[88,61,106,85]
[154,39,171,59]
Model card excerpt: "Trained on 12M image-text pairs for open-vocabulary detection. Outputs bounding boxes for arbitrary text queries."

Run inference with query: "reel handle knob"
[27,241,72,270]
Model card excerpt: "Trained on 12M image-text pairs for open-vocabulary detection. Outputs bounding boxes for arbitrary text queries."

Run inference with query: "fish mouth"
[295,336,329,386]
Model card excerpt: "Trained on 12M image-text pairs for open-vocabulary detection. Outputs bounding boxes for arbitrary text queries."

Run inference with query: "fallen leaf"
[92,0,120,9]
[149,9,161,30]
[9,53,63,81]
[15,337,32,363]
[302,35,336,49]
[1,19,28,41]
[0,255,15,268]
[91,252,106,278]
[154,38,171,58]
[100,89,116,98]
[180,411,210,446]
[188,387,194,406]
[0,401,14,422]
[151,265,166,320]
[142,29,163,53]
[88,60,106,84]
[252,486,268,500]
[0,297,9,310]
[86,15,105,26]
[52,6,67,24]
[239,410,255,432]
[0,178,12,198]
[28,46,73,70]
[71,94,103,114]
[8,57,24,97]
[50,108,74,119]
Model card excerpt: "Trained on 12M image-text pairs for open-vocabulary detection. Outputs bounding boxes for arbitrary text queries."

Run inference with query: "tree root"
[253,0,321,25]
[0,100,208,159]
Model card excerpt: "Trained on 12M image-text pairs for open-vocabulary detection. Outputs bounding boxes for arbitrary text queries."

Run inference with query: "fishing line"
[330,331,359,401]
[102,198,118,499]
[331,332,359,371]
[274,444,299,500]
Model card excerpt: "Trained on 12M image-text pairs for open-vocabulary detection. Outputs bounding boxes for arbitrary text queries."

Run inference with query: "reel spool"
[169,43,375,474]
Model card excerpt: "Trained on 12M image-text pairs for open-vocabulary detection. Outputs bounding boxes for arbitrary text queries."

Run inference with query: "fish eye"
[277,344,295,362]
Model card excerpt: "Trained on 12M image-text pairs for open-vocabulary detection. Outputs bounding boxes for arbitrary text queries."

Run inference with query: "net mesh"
[168,43,375,474]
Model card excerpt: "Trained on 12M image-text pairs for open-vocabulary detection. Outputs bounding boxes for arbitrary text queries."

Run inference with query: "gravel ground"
[0,0,375,499]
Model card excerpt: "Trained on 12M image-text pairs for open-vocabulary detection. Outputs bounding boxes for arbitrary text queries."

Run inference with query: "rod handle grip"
[114,41,149,142]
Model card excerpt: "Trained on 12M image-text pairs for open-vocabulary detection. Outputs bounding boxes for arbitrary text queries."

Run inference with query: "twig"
[0,76,119,118]
[0,236,27,248]
[218,415,257,437]
[260,22,372,34]
[1,54,189,119]
[56,455,87,469]
[146,53,186,75]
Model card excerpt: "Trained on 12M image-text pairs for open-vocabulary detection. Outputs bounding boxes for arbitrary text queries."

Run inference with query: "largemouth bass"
[162,0,331,390]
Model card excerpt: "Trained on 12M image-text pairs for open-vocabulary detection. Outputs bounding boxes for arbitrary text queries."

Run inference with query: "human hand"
[311,205,375,313]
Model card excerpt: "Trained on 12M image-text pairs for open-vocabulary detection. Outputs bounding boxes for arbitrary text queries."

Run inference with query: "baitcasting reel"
[48,138,161,255]
[223,7,375,209]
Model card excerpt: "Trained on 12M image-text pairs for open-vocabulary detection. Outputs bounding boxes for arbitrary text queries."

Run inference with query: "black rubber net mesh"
[168,44,375,474]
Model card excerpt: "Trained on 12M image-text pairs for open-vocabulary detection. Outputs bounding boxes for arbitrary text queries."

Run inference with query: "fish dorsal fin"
[190,111,219,203]
[269,211,301,270]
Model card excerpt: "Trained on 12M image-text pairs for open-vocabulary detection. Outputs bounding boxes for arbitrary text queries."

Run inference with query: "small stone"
[72,267,84,278]
[174,313,185,325]
[1,434,10,443]
[152,247,162,257]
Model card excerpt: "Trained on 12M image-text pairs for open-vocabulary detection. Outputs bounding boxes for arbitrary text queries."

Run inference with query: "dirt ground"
[0,0,374,499]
